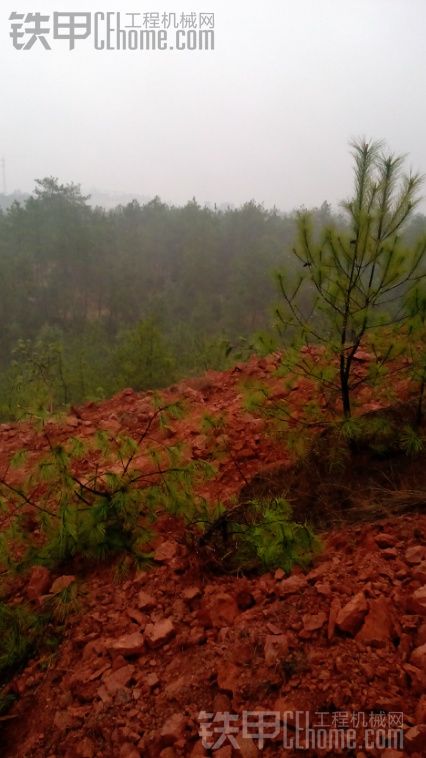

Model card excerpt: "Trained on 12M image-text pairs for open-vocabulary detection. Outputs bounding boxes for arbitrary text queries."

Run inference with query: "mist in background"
[1,0,426,209]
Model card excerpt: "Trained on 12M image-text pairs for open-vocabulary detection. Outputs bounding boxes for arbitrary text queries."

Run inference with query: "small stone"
[189,740,207,757]
[53,709,74,731]
[160,712,186,746]
[336,592,368,634]
[145,672,160,690]
[102,664,135,695]
[212,747,232,758]
[75,738,96,758]
[411,643,426,671]
[375,533,397,548]
[137,591,156,611]
[154,541,178,562]
[411,586,426,615]
[26,566,51,601]
[416,694,426,723]
[264,634,289,666]
[328,597,341,640]
[165,676,186,700]
[181,586,202,602]
[356,597,393,647]
[216,662,240,694]
[237,732,259,757]
[302,612,327,632]
[406,545,426,565]
[381,548,398,560]
[205,593,239,627]
[279,575,307,596]
[119,744,140,758]
[127,608,146,625]
[236,590,255,611]
[50,575,76,594]
[315,582,332,597]
[404,724,426,753]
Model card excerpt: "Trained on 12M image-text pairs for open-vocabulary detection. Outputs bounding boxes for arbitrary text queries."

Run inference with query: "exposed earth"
[0,353,426,757]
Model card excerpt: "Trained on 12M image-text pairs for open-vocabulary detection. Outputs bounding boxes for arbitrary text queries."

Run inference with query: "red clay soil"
[0,354,425,757]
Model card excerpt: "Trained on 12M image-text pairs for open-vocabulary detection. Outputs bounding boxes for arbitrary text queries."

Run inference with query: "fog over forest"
[2,0,426,210]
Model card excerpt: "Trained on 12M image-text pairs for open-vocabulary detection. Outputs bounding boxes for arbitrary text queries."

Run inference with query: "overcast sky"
[1,0,426,210]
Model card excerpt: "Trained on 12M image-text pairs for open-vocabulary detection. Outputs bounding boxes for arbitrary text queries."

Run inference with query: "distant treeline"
[0,177,425,418]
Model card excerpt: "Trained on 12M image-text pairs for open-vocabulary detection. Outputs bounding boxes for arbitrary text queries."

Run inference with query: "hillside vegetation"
[1,140,426,756]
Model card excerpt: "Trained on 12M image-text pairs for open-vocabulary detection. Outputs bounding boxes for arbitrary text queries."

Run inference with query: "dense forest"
[0,176,425,419]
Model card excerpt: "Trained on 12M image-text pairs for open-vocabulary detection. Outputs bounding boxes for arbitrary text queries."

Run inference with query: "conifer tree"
[277,138,426,417]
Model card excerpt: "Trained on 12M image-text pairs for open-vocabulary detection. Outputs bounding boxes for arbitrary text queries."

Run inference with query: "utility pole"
[1,157,6,195]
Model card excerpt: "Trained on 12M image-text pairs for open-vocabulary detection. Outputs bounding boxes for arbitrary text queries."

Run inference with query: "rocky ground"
[0,354,425,757]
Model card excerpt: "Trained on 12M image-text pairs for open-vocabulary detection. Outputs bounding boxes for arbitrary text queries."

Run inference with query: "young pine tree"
[276,138,426,418]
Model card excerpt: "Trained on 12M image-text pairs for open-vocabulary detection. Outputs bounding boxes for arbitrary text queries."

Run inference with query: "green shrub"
[195,497,321,573]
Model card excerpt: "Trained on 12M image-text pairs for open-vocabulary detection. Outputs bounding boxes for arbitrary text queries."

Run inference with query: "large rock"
[279,575,307,596]
[204,592,239,628]
[336,592,368,634]
[145,618,175,648]
[404,724,426,754]
[109,632,145,656]
[102,664,135,696]
[356,597,393,647]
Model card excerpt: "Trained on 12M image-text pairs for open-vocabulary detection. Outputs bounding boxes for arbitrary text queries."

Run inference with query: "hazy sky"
[2,0,426,209]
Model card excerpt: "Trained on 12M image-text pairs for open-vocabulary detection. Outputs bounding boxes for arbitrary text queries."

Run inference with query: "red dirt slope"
[0,354,425,757]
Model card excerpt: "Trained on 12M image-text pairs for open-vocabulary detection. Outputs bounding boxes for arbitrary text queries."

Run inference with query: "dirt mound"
[2,514,426,757]
[241,401,426,529]
[0,354,425,756]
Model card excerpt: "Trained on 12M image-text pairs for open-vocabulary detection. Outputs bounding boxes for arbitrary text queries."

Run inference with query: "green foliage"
[399,425,424,456]
[406,284,426,424]
[0,402,216,715]
[276,138,426,418]
[47,583,80,623]
[112,320,176,391]
[0,602,43,678]
[0,183,305,419]
[237,498,321,573]
[194,497,320,573]
[0,405,209,572]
